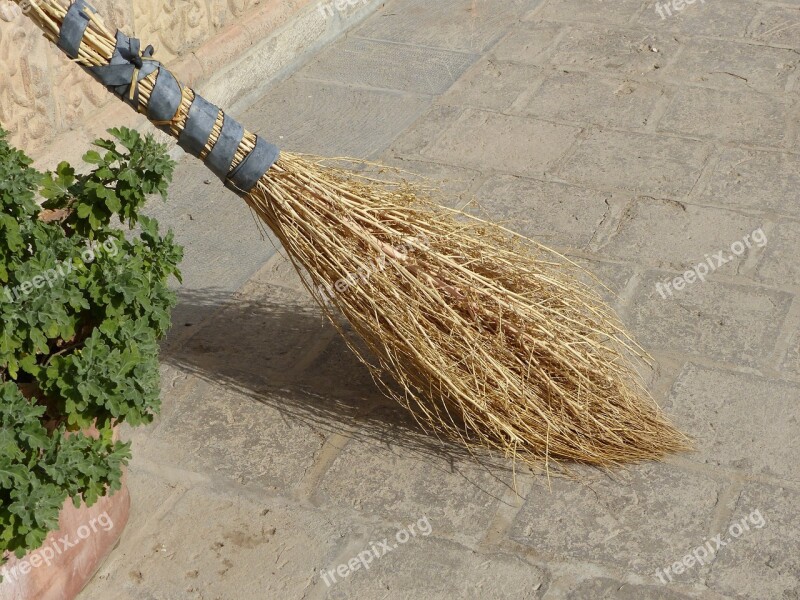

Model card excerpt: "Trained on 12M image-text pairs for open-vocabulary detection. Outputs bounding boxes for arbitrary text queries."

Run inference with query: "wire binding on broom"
[13,0,692,471]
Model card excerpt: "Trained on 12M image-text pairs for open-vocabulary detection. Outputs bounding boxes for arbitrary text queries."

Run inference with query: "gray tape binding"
[57,0,93,59]
[177,94,279,189]
[206,114,244,180]
[228,137,281,193]
[177,95,218,158]
[57,0,280,193]
[147,68,182,123]
[87,31,165,113]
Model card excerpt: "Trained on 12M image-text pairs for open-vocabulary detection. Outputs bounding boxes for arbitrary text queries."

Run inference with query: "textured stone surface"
[697,148,800,219]
[658,87,793,147]
[423,108,581,176]
[537,0,644,25]
[600,196,767,271]
[316,408,509,546]
[564,577,694,599]
[706,482,800,600]
[172,281,325,383]
[244,76,432,157]
[302,37,477,95]
[667,364,800,481]
[783,329,800,381]
[491,21,563,64]
[354,0,544,53]
[751,6,800,48]
[547,24,680,75]
[88,485,349,600]
[521,71,666,129]
[474,175,614,250]
[142,378,327,492]
[663,38,800,93]
[754,219,800,286]
[572,258,637,302]
[509,463,720,577]
[558,130,710,198]
[388,104,470,157]
[441,59,546,111]
[628,273,792,368]
[323,536,549,599]
[637,0,760,37]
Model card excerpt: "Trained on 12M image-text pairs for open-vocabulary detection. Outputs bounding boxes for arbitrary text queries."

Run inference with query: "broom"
[10,0,690,470]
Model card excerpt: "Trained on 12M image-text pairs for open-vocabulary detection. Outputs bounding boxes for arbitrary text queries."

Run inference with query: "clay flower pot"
[0,419,131,600]
[0,482,130,600]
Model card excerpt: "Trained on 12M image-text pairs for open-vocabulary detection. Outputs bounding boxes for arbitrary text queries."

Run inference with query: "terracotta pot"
[0,480,130,600]
[0,421,131,600]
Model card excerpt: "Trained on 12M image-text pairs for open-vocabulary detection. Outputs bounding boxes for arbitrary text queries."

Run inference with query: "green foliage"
[0,129,43,283]
[0,128,181,561]
[0,384,130,557]
[41,127,174,236]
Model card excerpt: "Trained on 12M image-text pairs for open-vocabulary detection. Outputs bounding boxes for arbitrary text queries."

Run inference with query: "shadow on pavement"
[161,287,520,493]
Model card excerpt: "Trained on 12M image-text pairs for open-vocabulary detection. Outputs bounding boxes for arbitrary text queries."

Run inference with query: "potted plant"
[0,126,182,599]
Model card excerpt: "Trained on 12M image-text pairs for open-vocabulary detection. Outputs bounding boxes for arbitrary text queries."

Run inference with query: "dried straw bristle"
[21,0,691,469]
[252,163,691,468]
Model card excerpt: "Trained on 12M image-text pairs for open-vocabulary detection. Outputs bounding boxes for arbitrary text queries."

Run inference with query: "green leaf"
[105,194,122,214]
[83,150,103,165]
[76,202,91,218]
[19,355,40,377]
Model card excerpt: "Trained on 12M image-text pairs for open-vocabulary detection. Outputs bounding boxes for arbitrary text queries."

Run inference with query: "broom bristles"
[18,0,691,470]
[252,154,691,469]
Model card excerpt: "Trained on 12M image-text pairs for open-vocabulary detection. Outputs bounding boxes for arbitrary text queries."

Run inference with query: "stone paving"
[81,0,800,598]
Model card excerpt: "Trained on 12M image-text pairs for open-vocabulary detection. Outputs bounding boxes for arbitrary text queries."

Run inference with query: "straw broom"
[11,0,690,470]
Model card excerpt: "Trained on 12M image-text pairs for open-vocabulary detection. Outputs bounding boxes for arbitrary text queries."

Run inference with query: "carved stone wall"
[0,0,266,154]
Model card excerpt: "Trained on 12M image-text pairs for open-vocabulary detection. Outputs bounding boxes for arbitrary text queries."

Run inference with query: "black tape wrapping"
[57,0,280,193]
[57,0,93,58]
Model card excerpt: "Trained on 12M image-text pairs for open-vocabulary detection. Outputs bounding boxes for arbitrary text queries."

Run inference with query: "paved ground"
[81,0,800,598]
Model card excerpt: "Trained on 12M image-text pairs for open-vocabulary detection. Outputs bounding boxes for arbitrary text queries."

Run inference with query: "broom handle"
[13,0,280,195]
